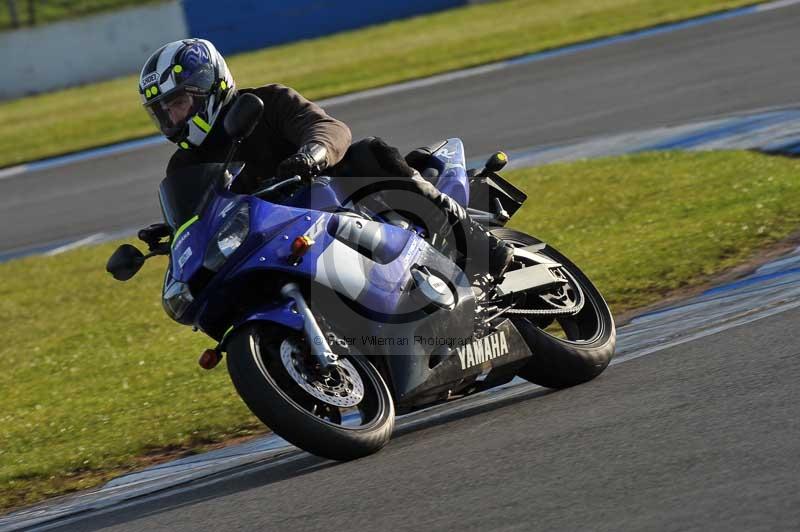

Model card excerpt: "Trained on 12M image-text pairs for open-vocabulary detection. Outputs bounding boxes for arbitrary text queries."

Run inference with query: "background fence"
[181,0,467,54]
[0,1,187,99]
[0,0,471,99]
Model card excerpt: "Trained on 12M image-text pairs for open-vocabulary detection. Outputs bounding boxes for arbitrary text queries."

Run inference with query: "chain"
[478,297,584,319]
[478,265,587,318]
[501,298,585,316]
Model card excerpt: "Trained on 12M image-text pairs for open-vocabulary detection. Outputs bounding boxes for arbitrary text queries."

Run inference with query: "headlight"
[204,203,250,272]
[163,275,194,320]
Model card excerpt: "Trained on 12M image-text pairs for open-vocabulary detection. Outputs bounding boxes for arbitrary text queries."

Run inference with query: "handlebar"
[252,175,304,199]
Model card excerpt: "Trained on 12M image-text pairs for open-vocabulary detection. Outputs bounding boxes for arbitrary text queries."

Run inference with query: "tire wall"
[0,2,188,100]
[1,0,479,100]
[182,0,467,54]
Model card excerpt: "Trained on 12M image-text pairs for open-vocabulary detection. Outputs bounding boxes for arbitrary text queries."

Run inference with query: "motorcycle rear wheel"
[226,323,395,461]
[491,228,616,388]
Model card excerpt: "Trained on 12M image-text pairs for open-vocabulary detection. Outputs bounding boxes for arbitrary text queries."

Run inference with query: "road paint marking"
[612,299,800,366]
[28,452,309,532]
[0,136,167,181]
[755,0,800,11]
[0,227,141,264]
[43,233,107,256]
[0,165,28,180]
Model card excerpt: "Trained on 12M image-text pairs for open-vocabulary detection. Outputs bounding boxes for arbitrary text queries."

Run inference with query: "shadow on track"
[53,386,552,532]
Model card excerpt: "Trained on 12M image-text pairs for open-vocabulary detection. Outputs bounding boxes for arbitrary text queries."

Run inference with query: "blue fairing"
[169,192,309,284]
[427,138,469,206]
[282,176,343,212]
[234,206,418,316]
[230,300,305,333]
[164,139,471,336]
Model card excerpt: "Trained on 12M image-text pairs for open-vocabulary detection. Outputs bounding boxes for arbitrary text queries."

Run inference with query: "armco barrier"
[181,0,467,54]
[0,1,188,100]
[0,0,469,99]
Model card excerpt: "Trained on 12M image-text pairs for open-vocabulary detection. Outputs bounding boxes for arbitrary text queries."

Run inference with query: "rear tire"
[226,323,395,461]
[491,228,616,388]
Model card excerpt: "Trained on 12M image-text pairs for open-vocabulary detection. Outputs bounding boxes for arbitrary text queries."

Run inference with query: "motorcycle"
[107,94,616,460]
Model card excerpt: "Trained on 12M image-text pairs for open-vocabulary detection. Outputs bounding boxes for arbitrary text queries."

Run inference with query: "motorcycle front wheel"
[226,323,395,461]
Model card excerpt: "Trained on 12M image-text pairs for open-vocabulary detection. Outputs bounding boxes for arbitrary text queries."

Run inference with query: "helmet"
[139,39,235,149]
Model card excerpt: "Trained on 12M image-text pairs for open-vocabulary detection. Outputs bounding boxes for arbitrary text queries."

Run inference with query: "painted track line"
[0,227,139,263]
[43,233,108,256]
[0,136,168,181]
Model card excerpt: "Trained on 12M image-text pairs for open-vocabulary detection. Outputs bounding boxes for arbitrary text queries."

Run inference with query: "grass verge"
[2,149,800,513]
[0,0,760,168]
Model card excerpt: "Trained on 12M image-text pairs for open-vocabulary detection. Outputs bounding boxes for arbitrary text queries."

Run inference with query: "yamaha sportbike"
[108,95,615,460]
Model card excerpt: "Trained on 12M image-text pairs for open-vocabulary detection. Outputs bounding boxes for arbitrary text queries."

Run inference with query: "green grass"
[0,0,760,168]
[506,151,800,309]
[2,150,800,512]
[0,0,164,31]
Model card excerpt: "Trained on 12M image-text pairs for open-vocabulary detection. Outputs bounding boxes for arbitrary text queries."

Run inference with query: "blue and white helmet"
[139,39,235,149]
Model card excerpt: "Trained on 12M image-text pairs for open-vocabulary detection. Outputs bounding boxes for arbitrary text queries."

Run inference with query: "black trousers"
[328,137,480,264]
[331,137,469,233]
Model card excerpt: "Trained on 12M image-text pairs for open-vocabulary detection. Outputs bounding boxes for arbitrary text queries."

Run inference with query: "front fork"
[280,282,339,369]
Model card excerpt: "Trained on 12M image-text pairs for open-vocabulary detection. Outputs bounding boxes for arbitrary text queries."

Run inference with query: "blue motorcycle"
[108,95,616,460]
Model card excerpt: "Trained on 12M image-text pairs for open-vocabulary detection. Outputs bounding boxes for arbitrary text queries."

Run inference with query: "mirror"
[224,93,264,139]
[106,244,146,281]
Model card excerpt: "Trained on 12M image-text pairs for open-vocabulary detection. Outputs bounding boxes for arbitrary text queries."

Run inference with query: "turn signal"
[199,349,222,370]
[485,151,508,172]
[291,236,315,255]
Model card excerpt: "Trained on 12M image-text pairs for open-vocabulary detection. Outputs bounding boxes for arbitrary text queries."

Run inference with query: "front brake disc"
[280,339,365,407]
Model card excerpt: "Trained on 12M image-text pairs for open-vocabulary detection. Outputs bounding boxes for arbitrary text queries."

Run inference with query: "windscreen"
[158,163,230,229]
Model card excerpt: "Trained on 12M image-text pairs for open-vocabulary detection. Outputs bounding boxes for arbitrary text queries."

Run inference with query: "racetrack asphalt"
[2,2,800,254]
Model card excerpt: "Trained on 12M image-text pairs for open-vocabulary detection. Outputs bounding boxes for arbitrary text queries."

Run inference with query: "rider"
[138,38,513,278]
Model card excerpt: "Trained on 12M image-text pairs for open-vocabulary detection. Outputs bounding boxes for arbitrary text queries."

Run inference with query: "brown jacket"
[166,84,352,192]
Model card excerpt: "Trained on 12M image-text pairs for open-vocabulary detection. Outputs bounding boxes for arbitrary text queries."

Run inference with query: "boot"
[359,137,515,277]
[466,218,514,279]
[436,192,514,279]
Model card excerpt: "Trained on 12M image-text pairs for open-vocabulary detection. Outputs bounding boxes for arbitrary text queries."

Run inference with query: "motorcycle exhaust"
[280,282,338,369]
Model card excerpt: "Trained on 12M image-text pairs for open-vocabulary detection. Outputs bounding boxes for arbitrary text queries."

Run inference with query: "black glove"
[276,143,328,180]
[138,223,172,252]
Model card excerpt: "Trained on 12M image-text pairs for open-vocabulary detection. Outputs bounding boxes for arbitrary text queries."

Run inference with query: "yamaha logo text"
[456,331,509,370]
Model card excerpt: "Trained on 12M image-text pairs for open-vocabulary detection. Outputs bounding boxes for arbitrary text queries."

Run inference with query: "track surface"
[2,3,800,253]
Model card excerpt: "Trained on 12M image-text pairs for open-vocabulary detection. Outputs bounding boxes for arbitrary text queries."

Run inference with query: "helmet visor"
[144,89,205,140]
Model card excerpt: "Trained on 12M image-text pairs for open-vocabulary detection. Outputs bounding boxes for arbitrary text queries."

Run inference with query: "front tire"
[226,323,395,461]
[491,228,616,388]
